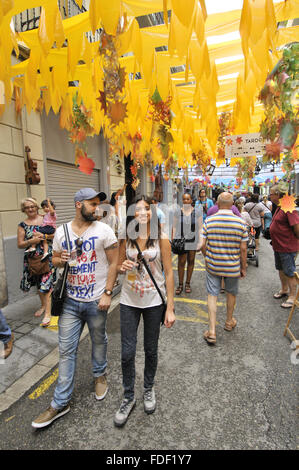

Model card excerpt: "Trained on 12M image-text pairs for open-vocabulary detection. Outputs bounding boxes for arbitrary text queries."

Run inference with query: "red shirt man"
[270,208,299,253]
[269,185,299,309]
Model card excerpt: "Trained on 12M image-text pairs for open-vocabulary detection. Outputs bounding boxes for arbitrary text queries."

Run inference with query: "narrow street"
[0,237,297,451]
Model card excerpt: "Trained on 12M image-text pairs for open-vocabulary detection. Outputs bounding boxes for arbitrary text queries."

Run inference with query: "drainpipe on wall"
[20,107,31,197]
[0,217,8,308]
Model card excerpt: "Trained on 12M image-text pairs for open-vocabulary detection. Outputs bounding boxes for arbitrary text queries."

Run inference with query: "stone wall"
[0,218,8,308]
[0,98,46,303]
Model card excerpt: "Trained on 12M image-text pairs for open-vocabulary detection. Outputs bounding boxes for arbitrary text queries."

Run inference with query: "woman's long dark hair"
[126,195,161,248]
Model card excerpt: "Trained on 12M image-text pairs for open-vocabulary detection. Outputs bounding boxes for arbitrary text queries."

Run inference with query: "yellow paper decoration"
[279,194,297,214]
[0,0,297,169]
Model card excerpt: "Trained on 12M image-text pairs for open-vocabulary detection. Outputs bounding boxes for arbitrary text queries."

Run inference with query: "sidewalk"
[0,287,121,413]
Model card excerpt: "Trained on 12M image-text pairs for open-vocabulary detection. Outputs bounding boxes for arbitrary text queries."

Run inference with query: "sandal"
[224,317,237,331]
[41,316,51,327]
[175,284,183,295]
[273,292,288,299]
[185,283,192,294]
[281,300,294,309]
[203,330,216,344]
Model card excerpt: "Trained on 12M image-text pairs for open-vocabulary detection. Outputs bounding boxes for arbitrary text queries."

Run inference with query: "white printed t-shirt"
[53,221,117,302]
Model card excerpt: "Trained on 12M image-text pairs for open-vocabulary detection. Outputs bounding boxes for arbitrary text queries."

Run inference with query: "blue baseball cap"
[74,188,107,203]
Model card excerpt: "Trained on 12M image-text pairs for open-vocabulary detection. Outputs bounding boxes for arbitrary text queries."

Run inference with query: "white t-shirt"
[120,240,166,308]
[53,221,117,302]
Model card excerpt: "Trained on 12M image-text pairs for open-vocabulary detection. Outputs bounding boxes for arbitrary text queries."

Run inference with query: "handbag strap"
[247,203,256,214]
[63,223,71,252]
[132,240,166,305]
[58,224,71,299]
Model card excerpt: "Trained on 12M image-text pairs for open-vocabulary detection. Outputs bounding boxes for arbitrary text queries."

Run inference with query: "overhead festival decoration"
[259,42,299,180]
[0,0,298,174]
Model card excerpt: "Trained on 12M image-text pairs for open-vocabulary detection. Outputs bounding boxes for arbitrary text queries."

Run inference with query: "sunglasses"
[75,237,84,257]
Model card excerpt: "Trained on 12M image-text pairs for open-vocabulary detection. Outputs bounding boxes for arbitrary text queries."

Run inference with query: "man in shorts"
[201,192,248,344]
[269,185,299,308]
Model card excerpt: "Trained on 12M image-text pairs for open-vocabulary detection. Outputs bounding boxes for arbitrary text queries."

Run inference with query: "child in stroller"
[247,225,258,266]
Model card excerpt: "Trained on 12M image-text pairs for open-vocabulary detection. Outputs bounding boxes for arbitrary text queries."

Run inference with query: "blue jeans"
[52,297,108,410]
[274,251,297,278]
[0,309,12,345]
[120,303,164,401]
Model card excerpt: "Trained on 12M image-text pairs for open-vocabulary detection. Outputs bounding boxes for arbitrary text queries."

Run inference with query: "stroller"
[247,226,259,267]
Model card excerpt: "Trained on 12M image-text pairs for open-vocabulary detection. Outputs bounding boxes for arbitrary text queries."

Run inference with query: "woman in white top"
[114,196,175,427]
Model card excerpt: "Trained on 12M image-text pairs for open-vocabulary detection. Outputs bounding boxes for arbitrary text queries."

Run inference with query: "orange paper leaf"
[78,155,95,175]
[279,194,296,214]
[108,101,127,125]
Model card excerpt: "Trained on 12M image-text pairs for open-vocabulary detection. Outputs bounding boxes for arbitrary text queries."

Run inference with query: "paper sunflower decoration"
[279,193,297,214]
[108,101,128,126]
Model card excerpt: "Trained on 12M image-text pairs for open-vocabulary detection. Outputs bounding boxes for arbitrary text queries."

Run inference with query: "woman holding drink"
[114,196,175,427]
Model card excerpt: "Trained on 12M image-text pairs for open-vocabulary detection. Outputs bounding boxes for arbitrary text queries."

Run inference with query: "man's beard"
[81,204,97,222]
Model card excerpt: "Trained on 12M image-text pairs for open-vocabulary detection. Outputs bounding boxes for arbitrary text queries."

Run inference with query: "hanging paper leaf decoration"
[97,91,107,113]
[265,140,283,159]
[279,193,296,214]
[78,154,95,175]
[151,88,162,104]
[118,66,126,93]
[108,100,128,125]
[279,120,297,150]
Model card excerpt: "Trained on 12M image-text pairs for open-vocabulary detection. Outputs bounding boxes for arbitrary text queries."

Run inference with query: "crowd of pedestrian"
[0,183,298,430]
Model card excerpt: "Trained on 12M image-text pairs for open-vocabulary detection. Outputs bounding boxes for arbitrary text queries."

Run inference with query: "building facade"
[0,90,127,306]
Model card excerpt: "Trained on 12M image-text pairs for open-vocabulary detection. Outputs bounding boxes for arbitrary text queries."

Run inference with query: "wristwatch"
[104,289,112,296]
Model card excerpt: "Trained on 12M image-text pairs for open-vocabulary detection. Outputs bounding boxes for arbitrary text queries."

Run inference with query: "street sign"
[225,133,267,158]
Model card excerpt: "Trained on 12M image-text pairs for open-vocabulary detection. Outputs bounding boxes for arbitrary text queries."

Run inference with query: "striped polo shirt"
[202,210,248,277]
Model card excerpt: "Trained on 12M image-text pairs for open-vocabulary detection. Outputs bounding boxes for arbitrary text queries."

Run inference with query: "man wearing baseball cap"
[32,188,118,429]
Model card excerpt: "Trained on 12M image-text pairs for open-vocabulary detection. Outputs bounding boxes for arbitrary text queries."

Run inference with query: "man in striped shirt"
[201,192,248,344]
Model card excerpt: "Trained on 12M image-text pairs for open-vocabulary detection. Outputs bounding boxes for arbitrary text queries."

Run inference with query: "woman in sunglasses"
[114,196,176,427]
[17,198,56,326]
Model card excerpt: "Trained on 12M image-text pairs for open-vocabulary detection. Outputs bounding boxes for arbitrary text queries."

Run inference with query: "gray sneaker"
[143,389,156,414]
[114,398,136,427]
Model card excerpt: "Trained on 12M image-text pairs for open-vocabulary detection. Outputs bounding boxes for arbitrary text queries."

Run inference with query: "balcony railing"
[13,0,87,32]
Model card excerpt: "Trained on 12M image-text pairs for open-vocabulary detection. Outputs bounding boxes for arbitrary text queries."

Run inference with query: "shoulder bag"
[133,240,167,326]
[171,210,186,254]
[51,224,71,317]
[28,254,50,276]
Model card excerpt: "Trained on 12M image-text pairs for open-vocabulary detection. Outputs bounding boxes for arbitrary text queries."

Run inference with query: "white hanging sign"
[225,133,267,158]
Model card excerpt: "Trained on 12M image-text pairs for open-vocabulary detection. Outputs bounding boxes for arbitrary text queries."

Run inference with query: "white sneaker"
[143,389,156,414]
[114,398,136,427]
